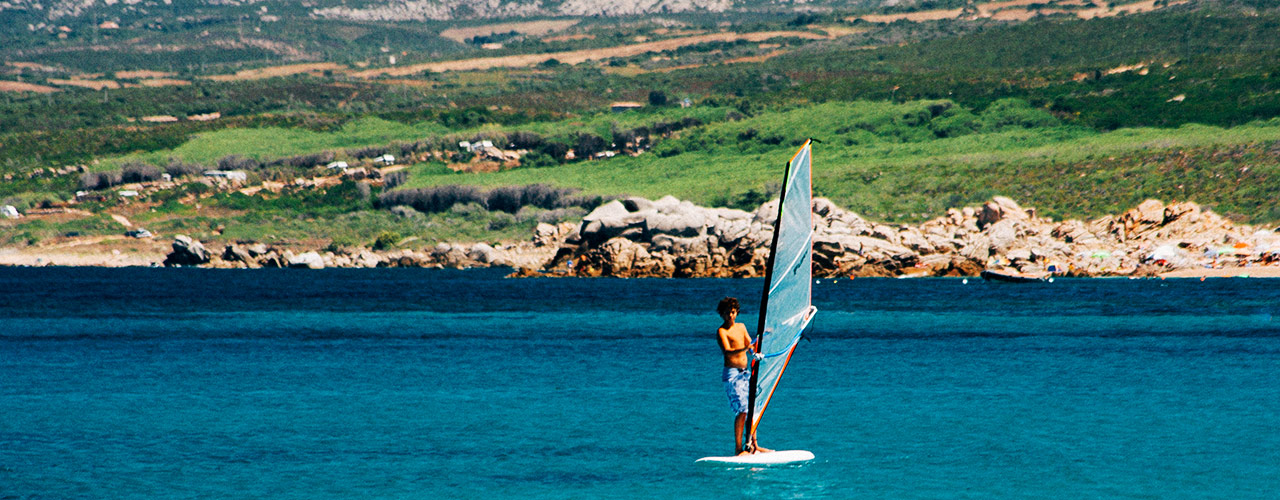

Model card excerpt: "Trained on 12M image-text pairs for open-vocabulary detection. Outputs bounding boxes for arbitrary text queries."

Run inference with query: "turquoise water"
[2,268,1279,498]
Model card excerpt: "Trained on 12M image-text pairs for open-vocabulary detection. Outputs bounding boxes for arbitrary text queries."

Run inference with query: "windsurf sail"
[745,140,818,446]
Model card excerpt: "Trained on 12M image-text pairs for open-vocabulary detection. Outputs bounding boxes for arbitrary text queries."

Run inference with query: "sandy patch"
[0,246,166,268]
[6,61,62,72]
[976,0,1055,15]
[115,70,175,79]
[353,30,826,77]
[206,62,345,82]
[815,25,869,38]
[0,81,59,93]
[856,9,965,23]
[543,33,595,43]
[440,20,579,43]
[1078,0,1188,19]
[140,78,192,87]
[48,78,120,90]
[1160,266,1280,279]
[142,115,179,123]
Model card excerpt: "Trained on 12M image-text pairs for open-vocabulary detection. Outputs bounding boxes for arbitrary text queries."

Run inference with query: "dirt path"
[0,81,59,93]
[352,30,827,77]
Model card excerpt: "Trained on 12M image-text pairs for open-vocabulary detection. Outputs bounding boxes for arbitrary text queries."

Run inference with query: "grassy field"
[398,100,1280,222]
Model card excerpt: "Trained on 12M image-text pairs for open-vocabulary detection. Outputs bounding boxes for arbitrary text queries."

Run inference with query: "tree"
[648,90,668,106]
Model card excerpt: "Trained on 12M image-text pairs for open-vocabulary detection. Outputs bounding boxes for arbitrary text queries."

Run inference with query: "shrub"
[486,184,579,213]
[79,170,123,190]
[536,142,570,163]
[121,162,162,183]
[487,212,517,230]
[575,133,608,158]
[384,171,409,190]
[507,131,543,149]
[217,155,259,171]
[376,185,485,213]
[373,231,401,250]
[268,151,334,169]
[347,145,389,159]
[648,90,668,106]
[165,159,204,178]
[519,151,558,169]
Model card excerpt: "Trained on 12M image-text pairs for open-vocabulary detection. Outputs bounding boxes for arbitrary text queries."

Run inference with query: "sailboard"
[697,140,818,466]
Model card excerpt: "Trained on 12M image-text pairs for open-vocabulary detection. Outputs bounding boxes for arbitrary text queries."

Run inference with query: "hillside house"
[459,140,495,153]
[376,154,395,166]
[1,205,20,219]
[204,170,247,182]
[326,161,349,171]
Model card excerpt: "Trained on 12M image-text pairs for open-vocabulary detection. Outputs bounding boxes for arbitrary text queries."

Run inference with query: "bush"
[347,145,389,159]
[575,133,608,158]
[519,151,558,169]
[981,98,1061,131]
[376,185,485,213]
[121,162,162,183]
[648,90,668,106]
[165,159,204,178]
[217,155,259,171]
[536,142,570,163]
[486,184,579,213]
[384,171,408,190]
[507,131,543,149]
[373,231,401,250]
[268,151,334,169]
[79,170,123,190]
[487,212,517,230]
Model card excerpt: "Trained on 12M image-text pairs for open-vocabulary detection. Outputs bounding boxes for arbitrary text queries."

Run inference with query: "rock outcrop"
[542,196,1280,278]
[162,235,211,267]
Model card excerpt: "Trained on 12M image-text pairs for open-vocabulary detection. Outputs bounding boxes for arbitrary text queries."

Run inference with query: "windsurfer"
[716,297,773,456]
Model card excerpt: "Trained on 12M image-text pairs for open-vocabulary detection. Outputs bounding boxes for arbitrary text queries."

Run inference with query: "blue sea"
[2,267,1279,499]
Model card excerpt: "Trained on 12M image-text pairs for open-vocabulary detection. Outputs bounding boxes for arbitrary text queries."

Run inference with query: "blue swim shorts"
[722,367,750,414]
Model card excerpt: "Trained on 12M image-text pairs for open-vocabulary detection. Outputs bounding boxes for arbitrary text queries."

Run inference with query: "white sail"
[745,140,818,443]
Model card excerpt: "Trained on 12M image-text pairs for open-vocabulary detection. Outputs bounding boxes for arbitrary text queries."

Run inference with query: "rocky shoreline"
[157,223,576,270]
[528,195,1280,278]
[8,196,1279,278]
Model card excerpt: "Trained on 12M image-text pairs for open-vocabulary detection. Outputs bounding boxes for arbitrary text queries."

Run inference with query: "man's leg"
[734,412,747,455]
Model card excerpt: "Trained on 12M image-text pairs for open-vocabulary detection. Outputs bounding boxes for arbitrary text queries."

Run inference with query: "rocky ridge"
[538,196,1280,278]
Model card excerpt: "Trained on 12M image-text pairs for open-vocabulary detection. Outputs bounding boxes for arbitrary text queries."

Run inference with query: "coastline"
[5,245,1280,278]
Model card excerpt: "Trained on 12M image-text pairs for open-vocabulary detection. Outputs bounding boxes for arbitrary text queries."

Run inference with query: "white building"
[204,170,248,182]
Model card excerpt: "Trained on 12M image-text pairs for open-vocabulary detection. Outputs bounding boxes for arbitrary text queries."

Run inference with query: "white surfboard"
[695,449,815,465]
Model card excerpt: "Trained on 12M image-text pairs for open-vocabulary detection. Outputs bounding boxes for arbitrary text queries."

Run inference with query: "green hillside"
[4,2,1280,251]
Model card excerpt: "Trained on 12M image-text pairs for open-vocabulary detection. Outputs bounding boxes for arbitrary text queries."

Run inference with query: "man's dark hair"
[717,297,740,317]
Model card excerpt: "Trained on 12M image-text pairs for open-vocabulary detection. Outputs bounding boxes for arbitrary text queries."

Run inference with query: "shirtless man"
[716,297,772,456]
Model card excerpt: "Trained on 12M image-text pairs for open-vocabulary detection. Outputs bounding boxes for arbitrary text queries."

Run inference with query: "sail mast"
[743,151,796,451]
